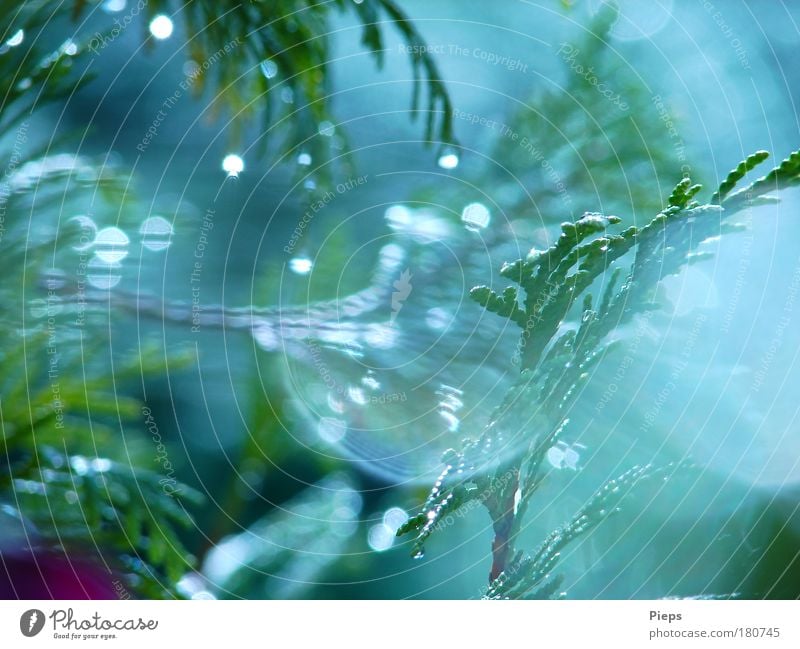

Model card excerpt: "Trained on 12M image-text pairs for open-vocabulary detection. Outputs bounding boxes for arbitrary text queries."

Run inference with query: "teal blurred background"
[14,0,800,598]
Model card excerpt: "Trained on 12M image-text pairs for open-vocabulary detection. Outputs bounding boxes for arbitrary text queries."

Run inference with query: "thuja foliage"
[398,148,800,598]
[74,0,454,180]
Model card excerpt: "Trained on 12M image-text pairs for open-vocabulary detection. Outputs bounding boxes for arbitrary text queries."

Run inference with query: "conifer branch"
[399,147,800,597]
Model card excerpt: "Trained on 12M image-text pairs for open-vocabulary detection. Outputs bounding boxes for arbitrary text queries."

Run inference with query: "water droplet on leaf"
[437,147,460,170]
[6,30,24,47]
[259,59,278,79]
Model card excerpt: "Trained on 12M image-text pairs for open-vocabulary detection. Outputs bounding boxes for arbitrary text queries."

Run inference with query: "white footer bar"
[1,600,797,647]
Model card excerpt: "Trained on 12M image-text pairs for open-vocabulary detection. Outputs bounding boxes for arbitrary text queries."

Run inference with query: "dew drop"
[367,523,395,552]
[86,257,122,290]
[139,216,173,252]
[93,227,129,264]
[361,373,380,391]
[102,0,126,11]
[547,447,566,472]
[384,205,451,242]
[384,205,411,227]
[347,385,367,406]
[6,30,24,48]
[562,447,580,470]
[68,215,98,252]
[289,257,313,274]
[70,456,89,476]
[383,507,409,533]
[222,154,244,177]
[297,152,312,167]
[461,202,491,231]
[437,146,460,170]
[318,121,335,137]
[90,458,112,473]
[183,60,200,77]
[259,59,278,79]
[280,87,294,104]
[149,15,174,40]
